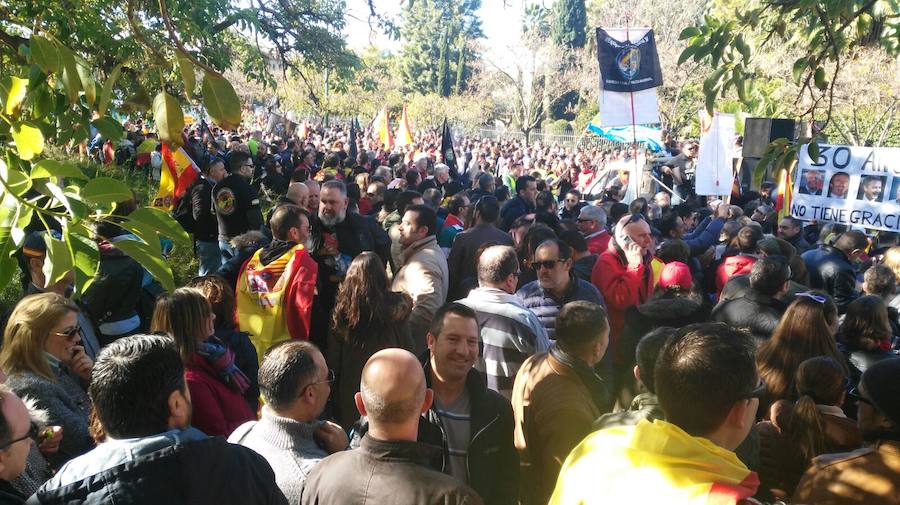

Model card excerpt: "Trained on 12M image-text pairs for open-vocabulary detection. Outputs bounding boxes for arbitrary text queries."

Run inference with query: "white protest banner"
[695,111,736,196]
[791,144,900,231]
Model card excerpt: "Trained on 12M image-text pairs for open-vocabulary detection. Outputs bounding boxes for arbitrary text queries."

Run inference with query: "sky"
[343,0,532,62]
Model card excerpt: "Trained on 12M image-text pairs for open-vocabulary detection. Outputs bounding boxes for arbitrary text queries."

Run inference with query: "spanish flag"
[397,105,414,147]
[550,419,759,505]
[373,106,393,150]
[775,161,795,220]
[151,142,199,210]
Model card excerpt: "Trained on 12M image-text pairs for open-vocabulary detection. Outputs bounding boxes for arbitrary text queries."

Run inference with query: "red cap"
[659,261,692,291]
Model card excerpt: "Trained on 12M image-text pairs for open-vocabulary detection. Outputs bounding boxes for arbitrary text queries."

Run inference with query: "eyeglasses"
[300,369,335,395]
[745,378,767,400]
[796,292,827,304]
[848,387,875,408]
[53,326,81,339]
[576,218,595,223]
[0,421,40,450]
[532,259,565,271]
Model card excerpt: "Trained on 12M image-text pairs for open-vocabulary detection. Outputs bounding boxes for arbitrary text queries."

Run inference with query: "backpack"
[172,183,197,233]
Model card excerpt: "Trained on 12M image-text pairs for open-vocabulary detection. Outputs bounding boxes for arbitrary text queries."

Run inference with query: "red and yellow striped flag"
[775,161,796,220]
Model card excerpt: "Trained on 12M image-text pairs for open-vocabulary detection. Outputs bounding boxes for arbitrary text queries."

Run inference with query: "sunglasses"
[796,292,827,304]
[745,378,767,400]
[0,421,40,450]
[576,218,595,223]
[532,259,565,271]
[53,326,81,339]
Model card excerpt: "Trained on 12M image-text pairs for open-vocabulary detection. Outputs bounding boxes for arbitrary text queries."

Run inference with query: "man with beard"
[793,359,900,505]
[308,180,390,351]
[236,205,317,358]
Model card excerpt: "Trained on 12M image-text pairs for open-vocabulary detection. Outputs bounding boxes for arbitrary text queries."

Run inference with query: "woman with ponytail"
[756,356,863,500]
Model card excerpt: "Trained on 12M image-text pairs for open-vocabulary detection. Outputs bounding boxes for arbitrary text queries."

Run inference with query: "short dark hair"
[396,190,422,215]
[478,173,494,191]
[203,158,224,176]
[405,204,438,236]
[654,323,758,436]
[89,334,186,439]
[535,238,572,261]
[515,175,535,195]
[258,340,320,411]
[475,195,500,223]
[269,204,308,241]
[559,229,588,253]
[780,216,802,229]
[736,226,763,254]
[428,302,478,339]
[658,212,681,238]
[535,191,555,212]
[657,239,690,264]
[449,194,468,216]
[834,230,869,255]
[749,255,790,296]
[228,152,252,173]
[555,302,609,353]
[635,327,677,394]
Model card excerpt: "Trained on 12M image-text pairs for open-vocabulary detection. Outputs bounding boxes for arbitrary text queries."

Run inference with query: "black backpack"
[172,183,197,233]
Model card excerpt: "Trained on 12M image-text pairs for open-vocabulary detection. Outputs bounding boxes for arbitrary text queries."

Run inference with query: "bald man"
[286,182,310,210]
[303,180,320,215]
[300,349,483,505]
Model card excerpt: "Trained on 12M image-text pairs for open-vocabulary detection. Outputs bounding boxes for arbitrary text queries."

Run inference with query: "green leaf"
[75,62,96,108]
[678,46,699,66]
[91,117,124,142]
[679,27,701,40]
[123,86,151,113]
[42,235,74,287]
[202,72,242,130]
[814,67,827,91]
[152,92,185,148]
[0,157,32,197]
[58,44,82,105]
[807,141,820,162]
[110,237,174,292]
[792,57,808,84]
[176,51,196,98]
[81,177,133,205]
[31,159,88,180]
[32,85,54,118]
[45,182,88,224]
[98,63,124,117]
[4,76,28,116]
[64,224,99,296]
[29,35,60,75]
[735,35,751,61]
[126,207,191,247]
[11,121,45,160]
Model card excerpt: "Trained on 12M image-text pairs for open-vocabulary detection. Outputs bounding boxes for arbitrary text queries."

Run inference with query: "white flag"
[596,28,660,127]
[695,111,736,196]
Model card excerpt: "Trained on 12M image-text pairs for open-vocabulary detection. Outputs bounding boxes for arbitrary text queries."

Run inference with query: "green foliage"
[399,0,483,95]
[552,0,587,48]
[546,119,572,135]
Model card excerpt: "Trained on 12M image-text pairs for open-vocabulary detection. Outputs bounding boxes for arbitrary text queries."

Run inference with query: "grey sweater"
[228,409,328,504]
[6,370,93,468]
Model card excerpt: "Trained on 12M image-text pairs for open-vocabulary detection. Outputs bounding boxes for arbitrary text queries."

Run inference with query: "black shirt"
[212,174,263,241]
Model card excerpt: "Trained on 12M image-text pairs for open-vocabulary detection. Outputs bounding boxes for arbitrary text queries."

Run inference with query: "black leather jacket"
[801,245,859,313]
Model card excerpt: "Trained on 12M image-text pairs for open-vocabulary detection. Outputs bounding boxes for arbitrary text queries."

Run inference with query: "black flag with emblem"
[440,119,457,177]
[596,28,663,93]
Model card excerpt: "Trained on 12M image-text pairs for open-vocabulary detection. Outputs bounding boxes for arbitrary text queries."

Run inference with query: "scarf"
[196,337,250,394]
[550,344,612,413]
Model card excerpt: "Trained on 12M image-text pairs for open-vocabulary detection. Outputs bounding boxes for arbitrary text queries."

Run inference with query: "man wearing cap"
[793,358,900,505]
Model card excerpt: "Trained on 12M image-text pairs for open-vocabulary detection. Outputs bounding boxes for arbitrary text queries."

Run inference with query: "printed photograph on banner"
[889,177,900,205]
[798,169,825,195]
[857,175,886,202]
[827,172,850,199]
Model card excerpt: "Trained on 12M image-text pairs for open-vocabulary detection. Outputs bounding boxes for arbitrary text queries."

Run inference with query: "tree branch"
[126,0,169,68]
[158,0,218,74]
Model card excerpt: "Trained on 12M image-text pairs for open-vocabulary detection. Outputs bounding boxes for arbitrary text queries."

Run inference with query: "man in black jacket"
[447,196,515,300]
[422,303,519,505]
[213,152,265,261]
[191,158,226,275]
[801,230,867,313]
[500,175,537,232]
[712,256,790,343]
[301,348,482,505]
[27,334,287,505]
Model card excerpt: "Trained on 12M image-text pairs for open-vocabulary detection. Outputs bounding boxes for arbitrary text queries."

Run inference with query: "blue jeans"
[218,240,237,263]
[197,240,223,276]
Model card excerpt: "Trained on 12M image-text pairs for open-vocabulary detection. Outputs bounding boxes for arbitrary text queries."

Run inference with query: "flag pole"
[625,12,640,200]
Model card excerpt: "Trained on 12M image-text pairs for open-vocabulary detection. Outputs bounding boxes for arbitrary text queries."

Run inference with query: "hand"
[37,426,62,455]
[66,346,93,382]
[314,421,349,454]
[623,241,645,267]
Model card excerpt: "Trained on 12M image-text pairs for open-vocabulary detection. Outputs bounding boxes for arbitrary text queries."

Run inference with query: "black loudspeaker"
[742,118,797,158]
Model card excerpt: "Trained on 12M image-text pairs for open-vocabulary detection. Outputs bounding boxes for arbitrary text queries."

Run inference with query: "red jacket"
[585,230,611,256]
[592,247,654,363]
[185,355,256,436]
[715,255,758,295]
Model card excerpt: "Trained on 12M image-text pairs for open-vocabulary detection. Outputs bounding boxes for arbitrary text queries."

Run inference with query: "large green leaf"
[45,182,88,224]
[110,237,174,292]
[30,159,88,180]
[75,61,96,108]
[64,223,99,296]
[202,72,242,130]
[679,27,701,40]
[4,76,28,116]
[152,92,185,147]
[0,157,32,197]
[58,44,82,105]
[98,62,124,117]
[42,235,74,287]
[11,121,45,160]
[81,177,133,205]
[127,207,191,247]
[177,51,196,98]
[91,117,124,142]
[29,35,60,75]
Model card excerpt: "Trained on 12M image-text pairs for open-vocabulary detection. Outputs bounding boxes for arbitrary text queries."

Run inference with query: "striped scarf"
[196,337,250,394]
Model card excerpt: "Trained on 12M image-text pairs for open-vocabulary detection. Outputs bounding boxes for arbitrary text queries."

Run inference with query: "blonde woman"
[1,293,93,466]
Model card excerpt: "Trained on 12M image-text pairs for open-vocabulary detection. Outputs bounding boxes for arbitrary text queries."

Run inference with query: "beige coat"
[391,235,448,354]
[792,440,900,505]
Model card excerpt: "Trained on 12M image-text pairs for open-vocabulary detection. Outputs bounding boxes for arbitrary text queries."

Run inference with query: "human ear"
[354,392,367,417]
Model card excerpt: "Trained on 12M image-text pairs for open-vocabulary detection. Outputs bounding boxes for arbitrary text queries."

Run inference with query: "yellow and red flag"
[397,105,414,147]
[151,142,199,210]
[373,106,393,150]
[775,161,795,220]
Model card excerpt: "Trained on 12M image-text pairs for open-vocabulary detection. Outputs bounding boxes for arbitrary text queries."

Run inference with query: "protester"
[229,341,347,503]
[513,302,612,505]
[802,230,868,313]
[236,204,317,358]
[300,349,483,505]
[500,176,537,232]
[712,256,790,343]
[150,288,254,436]
[457,245,550,399]
[837,295,899,385]
[777,216,812,253]
[0,386,37,504]
[27,334,287,504]
[438,194,469,253]
[189,158,227,275]
[575,206,610,256]
[550,322,761,504]
[793,358,900,505]
[447,196,514,300]
[715,226,762,294]
[391,204,449,352]
[0,294,93,467]
[213,151,265,261]
[559,230,597,282]
[328,252,413,429]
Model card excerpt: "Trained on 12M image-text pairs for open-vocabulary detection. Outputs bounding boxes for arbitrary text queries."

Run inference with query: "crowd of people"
[0,118,898,505]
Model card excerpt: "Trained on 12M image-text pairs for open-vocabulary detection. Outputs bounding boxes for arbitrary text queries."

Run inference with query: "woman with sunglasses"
[151,288,255,436]
[0,293,94,467]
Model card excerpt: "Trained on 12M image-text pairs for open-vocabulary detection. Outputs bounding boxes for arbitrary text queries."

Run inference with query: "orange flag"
[397,105,414,147]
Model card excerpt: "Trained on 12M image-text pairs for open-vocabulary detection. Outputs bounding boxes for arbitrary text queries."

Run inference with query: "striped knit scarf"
[196,337,250,394]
